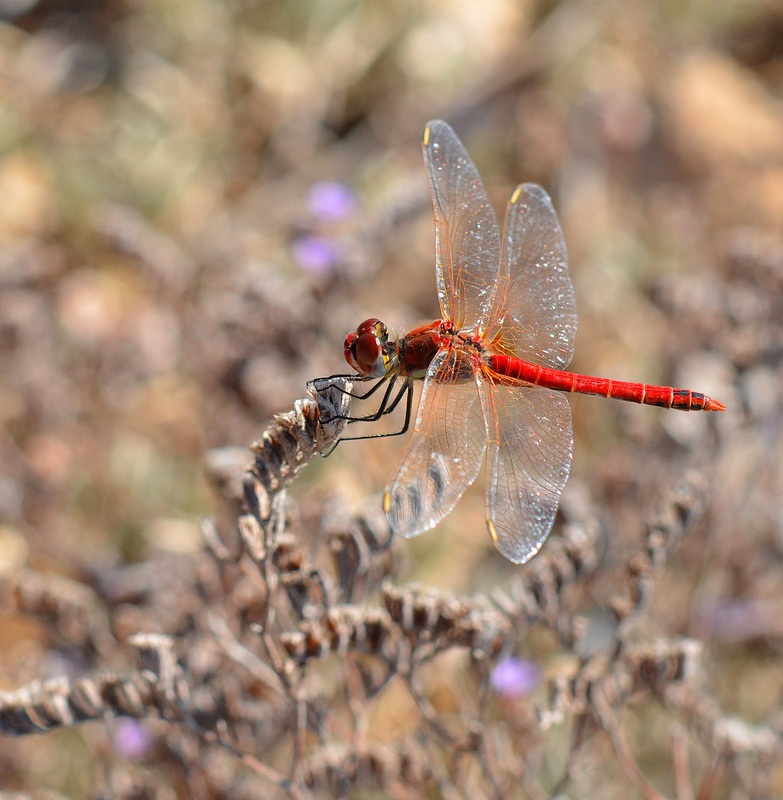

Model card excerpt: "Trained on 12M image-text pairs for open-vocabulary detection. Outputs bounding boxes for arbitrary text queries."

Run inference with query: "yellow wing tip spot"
[422,125,431,146]
[510,185,523,204]
[383,491,392,514]
[487,519,499,544]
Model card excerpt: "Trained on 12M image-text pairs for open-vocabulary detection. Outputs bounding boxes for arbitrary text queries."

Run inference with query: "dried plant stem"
[0,634,185,736]
[2,386,761,799]
[611,471,708,630]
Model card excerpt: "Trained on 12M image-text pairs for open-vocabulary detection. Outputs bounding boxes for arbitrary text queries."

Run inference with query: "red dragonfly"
[315,120,724,564]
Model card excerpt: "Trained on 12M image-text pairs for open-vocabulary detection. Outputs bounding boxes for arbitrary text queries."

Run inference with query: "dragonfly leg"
[349,375,396,403]
[308,373,389,402]
[308,373,357,396]
[311,371,409,424]
[330,376,409,425]
[344,377,404,424]
[330,382,413,443]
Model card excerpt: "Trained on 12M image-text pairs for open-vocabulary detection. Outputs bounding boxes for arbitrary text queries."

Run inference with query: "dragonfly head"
[344,318,392,377]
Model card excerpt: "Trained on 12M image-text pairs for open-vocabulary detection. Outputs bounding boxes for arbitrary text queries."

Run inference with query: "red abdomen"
[487,354,725,411]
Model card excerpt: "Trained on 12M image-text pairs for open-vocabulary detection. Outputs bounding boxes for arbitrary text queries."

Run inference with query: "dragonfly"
[313,120,725,564]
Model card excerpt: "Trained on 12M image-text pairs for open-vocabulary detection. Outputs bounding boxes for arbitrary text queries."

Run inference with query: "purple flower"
[307,181,357,221]
[699,599,766,642]
[292,235,340,274]
[491,656,540,698]
[113,718,153,760]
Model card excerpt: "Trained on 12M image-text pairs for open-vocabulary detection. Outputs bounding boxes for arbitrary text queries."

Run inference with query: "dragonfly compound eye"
[344,318,390,376]
[354,331,382,367]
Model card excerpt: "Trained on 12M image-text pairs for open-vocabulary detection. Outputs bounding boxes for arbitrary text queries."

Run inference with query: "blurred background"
[0,0,782,795]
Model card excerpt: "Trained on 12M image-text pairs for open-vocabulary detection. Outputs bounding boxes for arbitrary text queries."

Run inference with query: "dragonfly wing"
[481,381,573,563]
[422,120,501,332]
[385,347,486,538]
[490,183,577,369]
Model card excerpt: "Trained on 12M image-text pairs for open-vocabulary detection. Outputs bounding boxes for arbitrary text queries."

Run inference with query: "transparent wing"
[487,183,577,369]
[422,120,501,332]
[481,381,573,563]
[385,347,486,537]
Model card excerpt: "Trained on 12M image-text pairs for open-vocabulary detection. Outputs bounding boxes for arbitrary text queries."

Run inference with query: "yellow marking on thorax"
[510,185,523,204]
[423,126,431,146]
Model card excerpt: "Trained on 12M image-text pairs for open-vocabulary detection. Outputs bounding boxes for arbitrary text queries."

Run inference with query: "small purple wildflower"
[292,234,340,274]
[113,718,153,760]
[699,599,766,642]
[491,656,540,698]
[307,181,357,221]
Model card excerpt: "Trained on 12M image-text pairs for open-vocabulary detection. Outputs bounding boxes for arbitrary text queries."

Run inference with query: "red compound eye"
[343,318,389,376]
[354,330,381,368]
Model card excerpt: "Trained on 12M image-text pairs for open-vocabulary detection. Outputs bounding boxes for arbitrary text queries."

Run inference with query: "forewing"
[481,381,572,563]
[488,183,577,369]
[385,347,486,538]
[422,120,501,332]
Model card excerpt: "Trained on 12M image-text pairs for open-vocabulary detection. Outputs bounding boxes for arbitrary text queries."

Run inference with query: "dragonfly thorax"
[344,318,392,378]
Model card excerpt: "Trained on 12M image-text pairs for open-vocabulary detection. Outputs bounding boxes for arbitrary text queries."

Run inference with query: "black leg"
[344,377,402,423]
[309,373,390,402]
[336,382,414,442]
[325,377,405,425]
